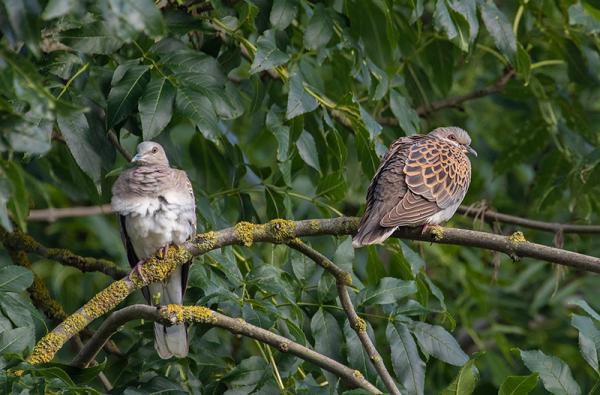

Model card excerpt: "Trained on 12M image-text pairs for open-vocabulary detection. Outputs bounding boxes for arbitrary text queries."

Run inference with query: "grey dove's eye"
[152,147,158,154]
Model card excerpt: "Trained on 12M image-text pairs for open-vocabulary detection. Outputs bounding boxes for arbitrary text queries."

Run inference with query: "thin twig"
[288,239,399,395]
[26,199,600,236]
[378,68,517,125]
[72,304,381,394]
[107,130,133,161]
[457,202,600,234]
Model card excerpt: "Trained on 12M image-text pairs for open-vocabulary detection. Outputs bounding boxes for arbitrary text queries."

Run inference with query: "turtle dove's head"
[429,126,477,157]
[131,142,169,166]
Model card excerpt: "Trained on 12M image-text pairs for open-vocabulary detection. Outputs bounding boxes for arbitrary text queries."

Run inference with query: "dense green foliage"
[1,0,600,393]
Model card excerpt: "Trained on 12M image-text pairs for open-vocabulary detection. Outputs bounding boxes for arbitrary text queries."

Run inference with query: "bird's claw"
[132,260,148,283]
[158,244,171,259]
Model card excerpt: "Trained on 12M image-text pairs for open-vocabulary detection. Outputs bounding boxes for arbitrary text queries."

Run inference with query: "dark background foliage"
[1,0,600,393]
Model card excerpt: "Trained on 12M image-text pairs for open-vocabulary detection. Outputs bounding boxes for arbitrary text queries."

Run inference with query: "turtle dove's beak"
[131,153,141,163]
[466,146,477,157]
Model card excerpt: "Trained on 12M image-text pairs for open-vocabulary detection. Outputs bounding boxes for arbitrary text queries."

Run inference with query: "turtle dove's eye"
[152,147,158,154]
[448,135,456,141]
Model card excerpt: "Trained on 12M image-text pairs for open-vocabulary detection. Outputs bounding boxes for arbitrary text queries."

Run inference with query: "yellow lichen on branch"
[161,304,217,325]
[508,231,527,243]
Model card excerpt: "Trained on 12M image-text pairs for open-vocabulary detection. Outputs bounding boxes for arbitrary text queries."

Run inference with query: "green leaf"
[42,0,78,20]
[270,0,297,30]
[520,350,581,395]
[0,266,33,293]
[434,0,469,52]
[448,0,478,43]
[58,23,124,54]
[0,176,13,231]
[386,322,425,395]
[479,0,516,60]
[360,277,417,306]
[57,109,105,184]
[345,0,397,69]
[107,64,150,128]
[389,90,420,135]
[0,327,33,356]
[3,0,41,56]
[296,130,321,173]
[570,299,600,321]
[411,322,468,366]
[424,40,455,96]
[1,161,28,230]
[311,308,342,392]
[516,43,531,84]
[499,374,539,395]
[344,321,377,383]
[571,315,600,373]
[102,0,165,41]
[266,106,290,161]
[304,4,333,50]
[176,86,220,142]
[138,77,175,140]
[286,72,318,119]
[569,3,600,34]
[250,29,290,74]
[440,358,479,395]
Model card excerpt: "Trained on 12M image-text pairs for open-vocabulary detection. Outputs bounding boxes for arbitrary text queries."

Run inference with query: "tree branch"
[378,68,517,125]
[107,130,133,162]
[25,217,600,367]
[0,227,128,279]
[288,239,399,395]
[457,202,600,234]
[72,304,381,394]
[27,203,600,236]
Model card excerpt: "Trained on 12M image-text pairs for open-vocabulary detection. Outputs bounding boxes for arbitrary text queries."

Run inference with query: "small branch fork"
[288,239,400,395]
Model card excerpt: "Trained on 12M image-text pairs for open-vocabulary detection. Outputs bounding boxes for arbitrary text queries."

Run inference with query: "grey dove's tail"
[150,266,189,359]
[352,219,397,248]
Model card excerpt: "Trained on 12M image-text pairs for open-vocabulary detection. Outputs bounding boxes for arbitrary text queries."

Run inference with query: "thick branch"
[0,227,127,279]
[72,304,380,393]
[288,239,399,395]
[26,217,600,366]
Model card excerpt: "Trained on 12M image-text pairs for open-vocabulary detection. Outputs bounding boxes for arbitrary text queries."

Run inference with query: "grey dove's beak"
[466,146,477,157]
[131,153,141,163]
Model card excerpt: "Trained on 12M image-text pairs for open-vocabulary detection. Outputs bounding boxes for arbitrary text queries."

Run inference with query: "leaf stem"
[57,63,89,100]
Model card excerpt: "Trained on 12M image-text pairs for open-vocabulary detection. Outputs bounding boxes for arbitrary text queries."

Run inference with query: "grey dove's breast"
[119,194,196,259]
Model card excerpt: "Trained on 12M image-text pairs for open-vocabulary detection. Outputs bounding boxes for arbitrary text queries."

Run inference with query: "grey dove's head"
[429,126,477,157]
[131,142,169,166]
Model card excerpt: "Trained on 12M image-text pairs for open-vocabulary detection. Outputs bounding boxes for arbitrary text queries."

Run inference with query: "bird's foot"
[421,224,429,235]
[157,244,172,260]
[132,260,148,283]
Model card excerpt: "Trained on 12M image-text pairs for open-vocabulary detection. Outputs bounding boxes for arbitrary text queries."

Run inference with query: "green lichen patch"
[27,332,67,365]
[309,220,320,233]
[234,221,256,246]
[342,272,353,286]
[83,280,130,319]
[508,231,527,243]
[267,219,296,243]
[279,341,290,352]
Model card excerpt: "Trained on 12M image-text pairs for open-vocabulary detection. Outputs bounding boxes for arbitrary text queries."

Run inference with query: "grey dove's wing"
[118,215,151,303]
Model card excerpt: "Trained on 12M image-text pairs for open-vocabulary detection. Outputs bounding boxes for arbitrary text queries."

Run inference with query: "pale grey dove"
[353,127,477,248]
[111,142,196,359]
